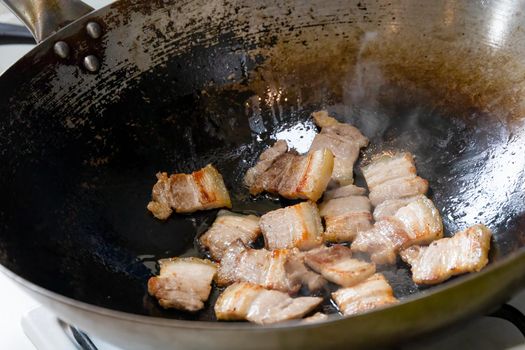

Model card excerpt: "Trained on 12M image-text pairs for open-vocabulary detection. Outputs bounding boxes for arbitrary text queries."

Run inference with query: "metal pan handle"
[0,0,93,43]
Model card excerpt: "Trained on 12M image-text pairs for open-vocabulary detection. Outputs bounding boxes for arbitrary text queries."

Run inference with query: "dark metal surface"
[0,0,524,349]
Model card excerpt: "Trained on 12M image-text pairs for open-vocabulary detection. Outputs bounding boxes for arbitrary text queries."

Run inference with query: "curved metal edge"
[0,0,93,43]
[2,246,525,332]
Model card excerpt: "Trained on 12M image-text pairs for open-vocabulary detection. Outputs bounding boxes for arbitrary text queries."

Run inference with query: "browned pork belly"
[332,274,398,316]
[244,139,288,187]
[199,210,261,260]
[244,140,334,201]
[215,282,322,324]
[310,111,369,186]
[216,240,299,293]
[216,240,325,293]
[147,164,231,219]
[260,201,323,251]
[304,245,376,287]
[319,185,373,242]
[352,196,443,264]
[147,257,216,312]
[400,224,492,285]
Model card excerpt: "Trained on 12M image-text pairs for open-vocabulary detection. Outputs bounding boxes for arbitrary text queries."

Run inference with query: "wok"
[0,0,525,349]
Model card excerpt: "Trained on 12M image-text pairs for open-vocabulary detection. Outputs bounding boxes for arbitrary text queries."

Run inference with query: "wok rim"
[2,246,524,331]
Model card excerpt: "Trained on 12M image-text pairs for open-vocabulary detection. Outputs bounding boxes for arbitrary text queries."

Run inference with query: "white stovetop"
[1,1,525,349]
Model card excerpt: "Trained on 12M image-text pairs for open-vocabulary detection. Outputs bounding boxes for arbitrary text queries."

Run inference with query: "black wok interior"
[0,1,524,322]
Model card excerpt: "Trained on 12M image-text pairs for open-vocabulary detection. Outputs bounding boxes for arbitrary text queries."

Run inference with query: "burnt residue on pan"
[0,0,524,321]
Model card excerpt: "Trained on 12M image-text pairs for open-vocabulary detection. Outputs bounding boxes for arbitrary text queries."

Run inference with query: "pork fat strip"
[215,282,322,324]
[319,186,373,242]
[147,257,216,312]
[400,224,492,285]
[147,164,231,219]
[332,273,398,316]
[244,140,334,201]
[352,196,443,264]
[310,111,369,186]
[304,245,375,287]
[362,152,428,208]
[216,240,300,293]
[199,210,260,260]
[323,184,367,200]
[260,201,323,251]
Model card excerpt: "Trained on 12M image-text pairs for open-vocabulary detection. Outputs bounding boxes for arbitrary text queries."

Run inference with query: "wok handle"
[0,0,93,43]
[0,23,35,45]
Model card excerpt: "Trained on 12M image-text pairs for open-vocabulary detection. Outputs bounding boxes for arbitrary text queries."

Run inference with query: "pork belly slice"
[332,274,398,316]
[394,196,443,245]
[319,191,373,242]
[362,152,428,208]
[285,250,327,291]
[309,133,359,187]
[250,152,297,195]
[147,164,231,219]
[351,219,408,265]
[373,196,421,221]
[301,312,329,323]
[362,153,417,190]
[352,196,443,264]
[215,282,323,324]
[310,111,368,186]
[199,210,261,260]
[147,257,217,312]
[260,201,323,251]
[217,240,325,293]
[217,240,299,293]
[368,176,428,207]
[244,140,334,202]
[244,140,288,188]
[323,213,373,243]
[279,148,334,201]
[304,245,376,287]
[324,184,367,200]
[319,193,371,217]
[400,224,492,285]
[312,111,369,145]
